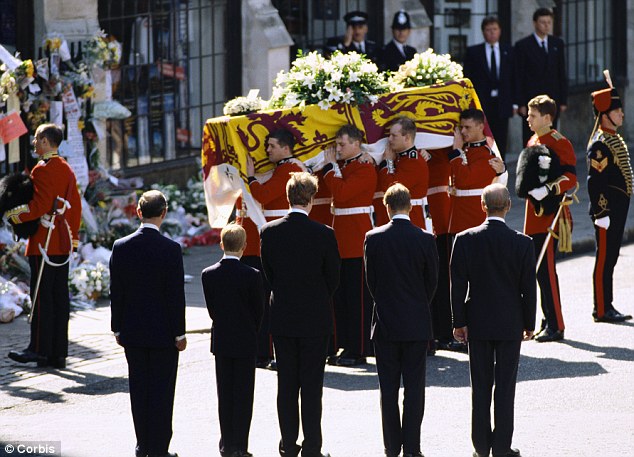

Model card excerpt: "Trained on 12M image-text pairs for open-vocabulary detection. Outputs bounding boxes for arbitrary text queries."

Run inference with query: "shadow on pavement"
[560,338,634,362]
[517,354,607,381]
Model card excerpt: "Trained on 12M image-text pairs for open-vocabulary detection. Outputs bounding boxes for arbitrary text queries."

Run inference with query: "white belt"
[427,185,449,196]
[313,197,332,206]
[262,209,288,217]
[411,198,425,206]
[332,206,373,216]
[451,188,484,197]
[373,191,384,200]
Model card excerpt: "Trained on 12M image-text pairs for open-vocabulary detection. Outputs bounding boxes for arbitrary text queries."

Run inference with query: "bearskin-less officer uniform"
[240,158,303,367]
[587,87,633,323]
[448,139,498,234]
[426,147,453,347]
[6,149,81,368]
[525,125,577,338]
[323,153,377,365]
[375,145,429,229]
[380,10,417,72]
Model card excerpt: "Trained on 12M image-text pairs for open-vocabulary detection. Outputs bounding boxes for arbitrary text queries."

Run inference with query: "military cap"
[391,10,412,29]
[592,87,622,115]
[344,11,368,26]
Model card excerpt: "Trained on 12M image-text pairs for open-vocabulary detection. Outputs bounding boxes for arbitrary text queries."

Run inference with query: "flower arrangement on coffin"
[269,50,388,110]
[223,96,265,116]
[389,48,464,90]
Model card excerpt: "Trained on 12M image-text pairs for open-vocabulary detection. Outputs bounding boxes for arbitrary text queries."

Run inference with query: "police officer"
[587,85,633,323]
[325,11,379,63]
[380,10,417,72]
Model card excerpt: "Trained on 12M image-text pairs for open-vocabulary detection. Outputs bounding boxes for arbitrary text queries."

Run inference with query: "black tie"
[490,45,498,81]
[541,40,548,54]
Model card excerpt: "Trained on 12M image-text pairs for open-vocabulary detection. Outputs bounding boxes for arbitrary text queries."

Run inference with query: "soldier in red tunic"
[445,109,504,352]
[308,170,333,227]
[6,124,82,369]
[376,116,429,229]
[323,124,377,366]
[242,129,304,368]
[523,95,577,342]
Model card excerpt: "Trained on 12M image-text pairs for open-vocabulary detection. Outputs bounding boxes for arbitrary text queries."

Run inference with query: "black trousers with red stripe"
[241,256,274,360]
[28,255,70,358]
[334,257,373,358]
[593,195,630,317]
[532,233,565,332]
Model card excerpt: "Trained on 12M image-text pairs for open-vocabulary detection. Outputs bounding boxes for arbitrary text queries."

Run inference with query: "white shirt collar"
[533,33,548,47]
[141,222,160,231]
[392,39,406,56]
[487,216,505,223]
[222,255,241,261]
[486,41,499,50]
[392,214,410,221]
[289,208,309,216]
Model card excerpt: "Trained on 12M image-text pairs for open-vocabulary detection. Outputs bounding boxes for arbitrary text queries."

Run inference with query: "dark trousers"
[532,233,564,331]
[273,335,329,457]
[373,338,428,456]
[593,196,630,316]
[468,339,522,456]
[484,100,510,160]
[125,346,179,456]
[431,234,453,342]
[242,256,274,360]
[215,355,256,455]
[334,258,373,357]
[28,255,70,358]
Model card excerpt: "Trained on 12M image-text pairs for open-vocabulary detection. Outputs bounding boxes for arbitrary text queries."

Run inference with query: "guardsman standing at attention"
[587,84,633,323]
[243,129,304,369]
[375,116,429,230]
[323,124,377,367]
[523,95,577,342]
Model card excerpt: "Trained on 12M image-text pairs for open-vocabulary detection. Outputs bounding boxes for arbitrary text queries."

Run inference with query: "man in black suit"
[380,10,417,72]
[450,184,536,457]
[110,190,186,457]
[260,172,341,457]
[464,16,515,159]
[324,11,379,63]
[364,183,438,457]
[202,224,264,457]
[515,7,568,145]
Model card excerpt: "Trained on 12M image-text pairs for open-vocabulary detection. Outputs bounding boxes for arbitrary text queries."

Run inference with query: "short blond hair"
[221,223,246,252]
[286,172,318,206]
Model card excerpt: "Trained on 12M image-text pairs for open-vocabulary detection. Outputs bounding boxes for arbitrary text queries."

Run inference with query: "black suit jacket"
[110,226,186,348]
[463,42,515,119]
[260,211,341,337]
[514,34,568,107]
[450,219,536,340]
[364,218,438,341]
[380,40,417,72]
[201,258,264,357]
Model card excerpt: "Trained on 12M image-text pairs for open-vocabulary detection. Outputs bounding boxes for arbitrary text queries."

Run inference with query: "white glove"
[594,216,610,229]
[528,186,549,201]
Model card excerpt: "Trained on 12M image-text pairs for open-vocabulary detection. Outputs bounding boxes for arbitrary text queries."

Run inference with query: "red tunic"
[427,147,451,235]
[323,156,377,259]
[241,160,302,256]
[376,146,429,229]
[524,128,577,234]
[448,141,497,234]
[9,152,82,256]
[309,170,333,226]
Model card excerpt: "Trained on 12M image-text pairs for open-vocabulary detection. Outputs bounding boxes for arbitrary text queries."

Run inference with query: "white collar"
[289,208,309,216]
[533,33,548,46]
[392,214,410,221]
[222,255,241,261]
[393,39,405,53]
[486,41,499,49]
[487,216,505,223]
[141,222,160,231]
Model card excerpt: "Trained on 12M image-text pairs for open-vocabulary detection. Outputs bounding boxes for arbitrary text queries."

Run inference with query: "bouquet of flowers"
[223,96,264,116]
[84,31,122,69]
[269,50,388,110]
[389,48,464,90]
[0,59,35,101]
[68,261,110,302]
[43,33,64,52]
[63,63,95,99]
[25,98,50,133]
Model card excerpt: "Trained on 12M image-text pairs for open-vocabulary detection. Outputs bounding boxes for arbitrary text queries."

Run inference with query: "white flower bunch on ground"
[269,50,388,110]
[69,261,110,302]
[223,96,265,116]
[389,48,464,90]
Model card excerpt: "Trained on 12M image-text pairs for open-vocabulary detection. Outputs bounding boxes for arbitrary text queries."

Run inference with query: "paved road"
[1,241,633,457]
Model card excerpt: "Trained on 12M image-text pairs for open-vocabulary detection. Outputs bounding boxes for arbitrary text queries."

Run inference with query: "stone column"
[242,0,293,100]
[34,0,100,47]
